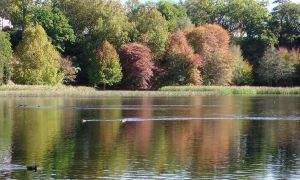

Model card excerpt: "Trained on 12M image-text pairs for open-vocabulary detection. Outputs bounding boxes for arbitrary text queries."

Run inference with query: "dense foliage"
[119,43,154,89]
[0,31,13,84]
[186,24,235,85]
[162,31,202,85]
[33,7,76,52]
[1,0,299,88]
[257,47,297,86]
[60,57,79,84]
[131,4,169,60]
[231,45,254,85]
[14,24,63,85]
[88,41,122,89]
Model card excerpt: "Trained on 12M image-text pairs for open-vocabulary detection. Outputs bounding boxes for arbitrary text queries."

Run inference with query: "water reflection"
[0,96,300,179]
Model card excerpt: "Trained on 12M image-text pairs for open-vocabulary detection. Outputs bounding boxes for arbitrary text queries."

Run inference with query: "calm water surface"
[0,95,300,179]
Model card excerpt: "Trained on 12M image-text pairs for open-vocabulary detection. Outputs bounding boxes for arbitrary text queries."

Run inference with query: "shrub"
[119,43,154,89]
[88,41,122,89]
[60,57,79,85]
[162,31,202,85]
[14,24,63,85]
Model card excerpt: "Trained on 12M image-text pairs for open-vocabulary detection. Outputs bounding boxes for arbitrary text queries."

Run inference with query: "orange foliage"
[185,24,235,85]
[163,31,203,85]
[185,24,230,54]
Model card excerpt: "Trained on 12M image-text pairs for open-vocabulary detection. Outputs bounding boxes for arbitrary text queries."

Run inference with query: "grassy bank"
[0,85,213,97]
[0,85,299,97]
[160,86,300,95]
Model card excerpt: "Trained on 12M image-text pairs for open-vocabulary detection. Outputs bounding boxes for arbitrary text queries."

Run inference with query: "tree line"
[0,0,299,89]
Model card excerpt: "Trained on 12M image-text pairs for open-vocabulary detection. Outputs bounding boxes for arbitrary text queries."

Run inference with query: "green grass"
[159,86,300,95]
[0,84,212,97]
[0,85,299,97]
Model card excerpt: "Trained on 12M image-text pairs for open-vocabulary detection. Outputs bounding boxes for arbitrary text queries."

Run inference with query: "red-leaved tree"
[119,43,154,89]
[163,31,202,85]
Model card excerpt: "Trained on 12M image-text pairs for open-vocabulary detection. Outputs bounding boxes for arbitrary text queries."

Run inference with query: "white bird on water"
[121,118,128,123]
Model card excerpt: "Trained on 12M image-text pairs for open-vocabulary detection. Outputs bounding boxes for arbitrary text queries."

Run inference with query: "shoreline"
[0,85,299,97]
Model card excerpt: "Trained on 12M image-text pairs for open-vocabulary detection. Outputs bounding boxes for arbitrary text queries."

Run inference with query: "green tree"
[157,1,193,32]
[88,41,122,89]
[0,31,13,84]
[14,24,63,85]
[184,0,217,25]
[218,0,270,38]
[33,6,76,52]
[58,0,132,85]
[3,0,38,30]
[131,4,169,60]
[94,0,133,49]
[257,46,296,86]
[59,0,103,36]
[269,2,300,49]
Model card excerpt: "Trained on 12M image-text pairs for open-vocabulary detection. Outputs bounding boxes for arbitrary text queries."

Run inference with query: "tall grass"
[0,85,299,97]
[160,86,300,95]
[0,85,211,97]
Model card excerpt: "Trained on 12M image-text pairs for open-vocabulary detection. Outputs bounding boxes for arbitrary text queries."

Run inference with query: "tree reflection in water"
[0,96,300,179]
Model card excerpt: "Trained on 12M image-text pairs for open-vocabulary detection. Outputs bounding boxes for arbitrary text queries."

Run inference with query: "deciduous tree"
[257,46,296,86]
[269,2,300,49]
[119,43,154,89]
[33,7,76,52]
[186,24,235,85]
[157,1,193,32]
[131,4,169,60]
[88,41,122,89]
[14,24,63,85]
[162,31,202,85]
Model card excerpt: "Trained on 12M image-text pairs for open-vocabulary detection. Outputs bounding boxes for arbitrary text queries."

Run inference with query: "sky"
[268,0,300,11]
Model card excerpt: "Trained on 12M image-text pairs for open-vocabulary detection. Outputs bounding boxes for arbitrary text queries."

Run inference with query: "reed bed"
[0,85,211,97]
[160,86,300,95]
[0,85,299,97]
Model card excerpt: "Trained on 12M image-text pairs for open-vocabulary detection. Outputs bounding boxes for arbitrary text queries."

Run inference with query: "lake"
[0,95,300,179]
